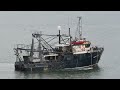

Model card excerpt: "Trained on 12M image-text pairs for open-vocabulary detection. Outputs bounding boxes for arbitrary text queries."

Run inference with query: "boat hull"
[15,48,104,71]
[47,47,104,69]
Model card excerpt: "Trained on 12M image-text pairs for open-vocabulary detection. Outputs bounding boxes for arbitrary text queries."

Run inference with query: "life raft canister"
[71,41,85,45]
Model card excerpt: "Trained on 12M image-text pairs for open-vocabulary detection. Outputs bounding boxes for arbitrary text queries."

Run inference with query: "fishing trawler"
[14,17,104,71]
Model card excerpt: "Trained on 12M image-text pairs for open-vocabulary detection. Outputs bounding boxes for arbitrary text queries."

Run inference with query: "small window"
[85,44,90,48]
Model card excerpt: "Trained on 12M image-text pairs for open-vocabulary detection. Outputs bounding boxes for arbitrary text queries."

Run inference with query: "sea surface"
[0,11,120,79]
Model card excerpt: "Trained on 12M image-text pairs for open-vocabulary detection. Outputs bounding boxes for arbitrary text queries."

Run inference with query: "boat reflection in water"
[14,65,102,79]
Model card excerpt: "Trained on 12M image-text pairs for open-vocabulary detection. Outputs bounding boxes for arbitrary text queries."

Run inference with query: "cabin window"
[56,56,58,60]
[50,56,55,60]
[45,56,58,60]
[85,44,90,48]
[45,57,49,60]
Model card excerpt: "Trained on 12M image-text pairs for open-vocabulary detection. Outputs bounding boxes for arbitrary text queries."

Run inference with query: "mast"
[38,31,42,61]
[77,16,82,40]
[32,31,42,61]
[69,28,71,45]
[30,36,34,62]
[59,30,61,44]
[57,26,61,44]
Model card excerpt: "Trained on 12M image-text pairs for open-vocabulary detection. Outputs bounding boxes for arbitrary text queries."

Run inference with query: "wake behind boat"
[14,17,104,71]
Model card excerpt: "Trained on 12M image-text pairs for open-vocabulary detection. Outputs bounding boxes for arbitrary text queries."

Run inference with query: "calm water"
[0,11,120,79]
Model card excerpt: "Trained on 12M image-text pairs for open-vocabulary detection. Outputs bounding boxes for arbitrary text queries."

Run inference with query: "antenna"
[77,16,82,40]
[68,16,71,45]
[68,16,70,29]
